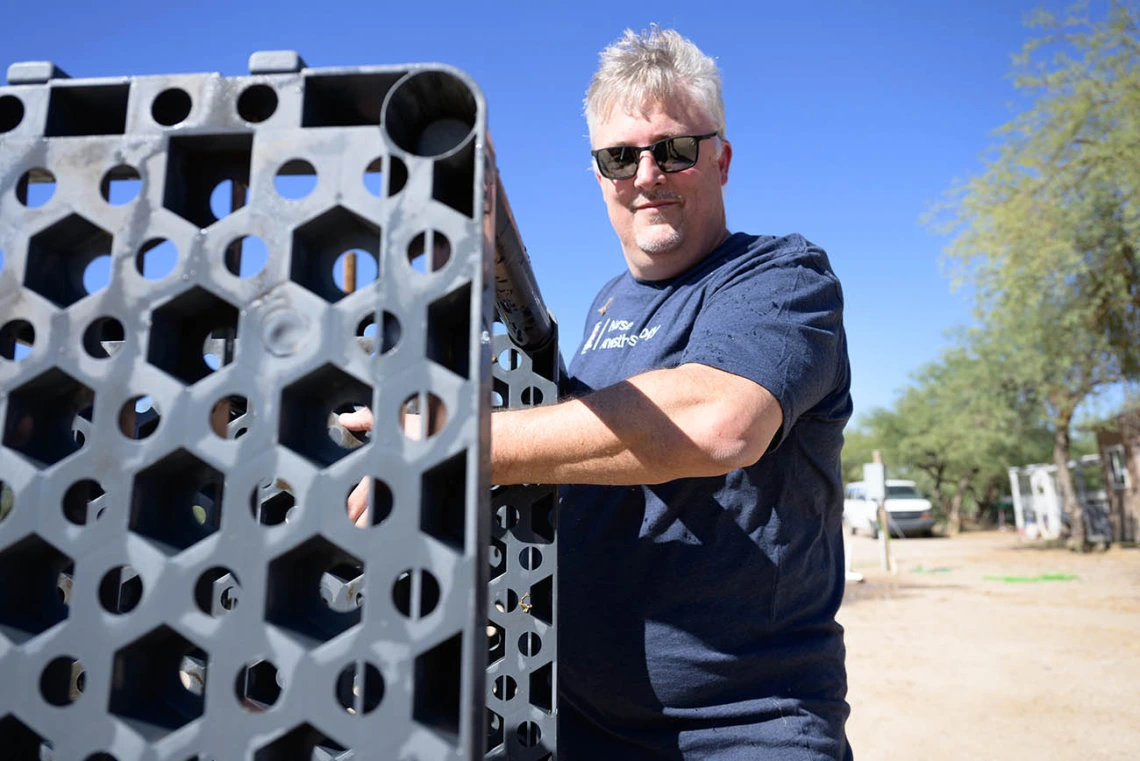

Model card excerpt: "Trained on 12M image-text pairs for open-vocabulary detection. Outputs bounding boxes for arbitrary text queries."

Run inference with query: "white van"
[843,479,936,538]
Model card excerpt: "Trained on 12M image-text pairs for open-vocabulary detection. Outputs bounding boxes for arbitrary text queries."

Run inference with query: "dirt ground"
[840,530,1140,761]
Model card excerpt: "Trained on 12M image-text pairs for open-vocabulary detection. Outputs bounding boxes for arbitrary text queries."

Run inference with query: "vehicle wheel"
[848,522,857,536]
[868,521,879,540]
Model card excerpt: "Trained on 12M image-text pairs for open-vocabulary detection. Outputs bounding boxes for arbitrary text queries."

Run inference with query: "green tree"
[933,1,1140,549]
[876,344,1053,534]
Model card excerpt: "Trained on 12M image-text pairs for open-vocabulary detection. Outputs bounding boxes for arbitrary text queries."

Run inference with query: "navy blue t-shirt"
[559,233,854,760]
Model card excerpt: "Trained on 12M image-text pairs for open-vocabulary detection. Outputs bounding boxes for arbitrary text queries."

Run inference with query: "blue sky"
[1,0,1074,420]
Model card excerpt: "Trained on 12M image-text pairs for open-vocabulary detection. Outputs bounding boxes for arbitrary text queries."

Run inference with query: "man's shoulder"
[706,232,841,293]
[722,232,834,270]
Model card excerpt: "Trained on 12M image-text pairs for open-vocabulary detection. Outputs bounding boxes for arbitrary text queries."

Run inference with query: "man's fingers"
[347,476,371,526]
[339,407,374,432]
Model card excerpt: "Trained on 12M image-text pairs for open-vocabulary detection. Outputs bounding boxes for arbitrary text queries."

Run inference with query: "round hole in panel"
[0,94,25,133]
[237,84,278,123]
[517,721,541,748]
[493,589,519,614]
[209,395,250,440]
[194,566,242,616]
[363,157,383,197]
[399,392,448,441]
[136,238,178,280]
[519,632,542,657]
[0,319,35,361]
[492,674,518,701]
[100,165,141,205]
[407,230,451,274]
[519,547,542,571]
[82,254,112,296]
[388,155,408,196]
[391,568,441,619]
[152,88,192,126]
[82,316,125,359]
[119,396,160,440]
[208,177,250,221]
[16,168,56,208]
[62,479,106,525]
[40,656,85,706]
[496,348,522,371]
[274,159,317,200]
[496,505,520,530]
[335,661,385,715]
[223,235,268,278]
[346,477,393,529]
[332,248,378,294]
[98,566,143,614]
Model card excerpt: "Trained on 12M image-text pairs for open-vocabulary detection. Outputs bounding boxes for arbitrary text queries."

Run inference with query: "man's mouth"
[633,199,679,212]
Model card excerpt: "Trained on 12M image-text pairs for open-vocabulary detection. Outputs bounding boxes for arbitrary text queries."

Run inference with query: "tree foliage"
[926,1,1140,548]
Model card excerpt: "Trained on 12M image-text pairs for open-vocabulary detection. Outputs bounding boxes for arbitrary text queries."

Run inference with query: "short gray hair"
[585,26,726,143]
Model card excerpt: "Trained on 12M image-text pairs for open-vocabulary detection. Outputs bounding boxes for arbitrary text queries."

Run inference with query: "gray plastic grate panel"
[0,57,562,761]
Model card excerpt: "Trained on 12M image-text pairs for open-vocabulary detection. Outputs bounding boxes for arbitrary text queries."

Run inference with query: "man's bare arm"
[491,362,782,485]
[340,362,782,498]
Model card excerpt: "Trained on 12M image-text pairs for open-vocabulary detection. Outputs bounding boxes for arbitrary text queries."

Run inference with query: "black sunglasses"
[591,132,719,180]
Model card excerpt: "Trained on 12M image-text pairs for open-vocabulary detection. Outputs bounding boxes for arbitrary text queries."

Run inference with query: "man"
[347,26,853,760]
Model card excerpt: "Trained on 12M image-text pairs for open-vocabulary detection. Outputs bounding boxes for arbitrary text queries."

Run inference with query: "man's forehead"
[593,96,711,143]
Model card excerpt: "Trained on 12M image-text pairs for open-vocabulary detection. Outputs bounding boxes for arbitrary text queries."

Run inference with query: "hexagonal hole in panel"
[279,364,372,468]
[265,536,364,645]
[426,283,471,379]
[130,450,223,555]
[530,662,553,712]
[421,450,467,552]
[413,632,463,742]
[0,536,73,643]
[0,714,49,759]
[2,368,94,468]
[109,626,207,740]
[253,723,350,761]
[147,287,239,385]
[163,134,253,228]
[290,206,380,303]
[24,214,112,307]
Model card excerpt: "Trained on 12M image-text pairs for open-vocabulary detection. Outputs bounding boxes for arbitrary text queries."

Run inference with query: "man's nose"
[632,150,665,190]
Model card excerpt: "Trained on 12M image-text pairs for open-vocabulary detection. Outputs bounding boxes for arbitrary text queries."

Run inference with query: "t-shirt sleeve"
[679,242,845,449]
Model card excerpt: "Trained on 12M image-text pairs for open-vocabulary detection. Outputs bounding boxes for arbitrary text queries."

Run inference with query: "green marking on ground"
[911,566,953,574]
[982,573,1078,583]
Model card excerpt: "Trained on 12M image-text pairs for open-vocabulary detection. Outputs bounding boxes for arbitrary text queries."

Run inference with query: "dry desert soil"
[840,530,1140,761]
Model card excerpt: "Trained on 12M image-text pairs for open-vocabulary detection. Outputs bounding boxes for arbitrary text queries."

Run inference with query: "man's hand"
[340,409,374,527]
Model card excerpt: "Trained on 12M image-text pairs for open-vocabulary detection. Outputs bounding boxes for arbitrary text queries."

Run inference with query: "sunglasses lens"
[597,147,638,179]
[656,136,700,171]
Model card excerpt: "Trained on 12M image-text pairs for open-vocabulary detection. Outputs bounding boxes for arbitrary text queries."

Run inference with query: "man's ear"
[718,140,733,186]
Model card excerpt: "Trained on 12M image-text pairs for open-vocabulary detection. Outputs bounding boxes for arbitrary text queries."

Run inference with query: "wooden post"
[344,252,357,294]
[873,450,893,573]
